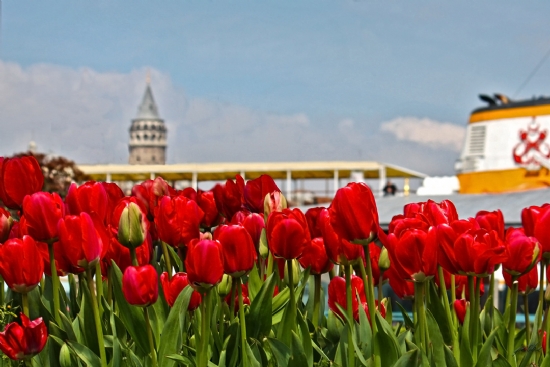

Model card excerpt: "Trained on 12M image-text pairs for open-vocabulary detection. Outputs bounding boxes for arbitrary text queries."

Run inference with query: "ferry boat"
[456,94,550,194]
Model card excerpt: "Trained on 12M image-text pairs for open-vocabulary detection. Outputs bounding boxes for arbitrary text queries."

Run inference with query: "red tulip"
[299,237,334,275]
[185,239,225,291]
[359,243,388,286]
[305,207,324,239]
[0,207,13,243]
[522,204,548,237]
[65,181,109,223]
[543,331,548,355]
[329,182,379,244]
[328,276,366,321]
[160,272,202,310]
[319,208,363,266]
[438,219,507,277]
[0,313,47,360]
[0,236,43,293]
[132,177,175,220]
[197,190,221,228]
[534,206,550,255]
[215,224,257,277]
[0,156,44,210]
[21,192,64,242]
[386,219,438,282]
[502,227,540,276]
[243,175,280,214]
[503,266,538,294]
[100,182,125,224]
[240,213,265,252]
[386,266,415,299]
[213,176,245,220]
[454,299,468,325]
[57,212,102,271]
[475,210,505,241]
[155,195,204,248]
[102,234,152,274]
[267,208,309,260]
[264,191,287,217]
[122,265,158,307]
[402,199,458,227]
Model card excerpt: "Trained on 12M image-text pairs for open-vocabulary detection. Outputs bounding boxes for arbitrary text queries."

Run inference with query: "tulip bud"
[217,274,233,297]
[264,191,287,219]
[118,202,146,249]
[283,259,300,287]
[454,299,468,325]
[378,247,391,271]
[259,228,269,259]
[545,284,550,302]
[0,208,13,243]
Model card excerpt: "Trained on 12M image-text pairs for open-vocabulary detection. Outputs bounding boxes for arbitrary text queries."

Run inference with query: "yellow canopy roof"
[78,161,427,182]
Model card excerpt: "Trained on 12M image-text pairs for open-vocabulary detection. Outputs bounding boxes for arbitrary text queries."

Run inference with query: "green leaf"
[397,302,415,330]
[356,299,373,360]
[246,274,276,340]
[58,312,77,342]
[59,343,74,367]
[245,342,261,367]
[444,345,459,367]
[158,286,193,367]
[77,277,100,356]
[475,327,497,367]
[427,281,452,345]
[268,337,291,367]
[493,355,513,367]
[111,261,149,356]
[460,307,474,367]
[425,309,446,367]
[375,313,400,366]
[296,309,313,367]
[288,331,309,367]
[393,349,421,367]
[247,264,263,301]
[67,340,102,366]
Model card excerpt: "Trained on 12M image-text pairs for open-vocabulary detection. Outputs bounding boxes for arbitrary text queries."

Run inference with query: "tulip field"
[0,155,550,367]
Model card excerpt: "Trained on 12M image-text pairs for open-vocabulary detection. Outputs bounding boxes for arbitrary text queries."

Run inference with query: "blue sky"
[1,1,550,175]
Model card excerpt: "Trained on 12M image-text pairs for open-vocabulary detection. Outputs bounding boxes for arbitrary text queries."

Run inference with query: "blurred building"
[128,80,167,165]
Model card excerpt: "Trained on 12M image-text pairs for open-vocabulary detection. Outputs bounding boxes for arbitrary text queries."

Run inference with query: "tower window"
[144,124,149,130]
[151,134,156,140]
[144,134,149,140]
[136,156,141,161]
[152,156,156,162]
[136,134,141,141]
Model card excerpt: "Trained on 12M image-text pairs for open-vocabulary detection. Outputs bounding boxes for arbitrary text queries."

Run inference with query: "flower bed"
[0,154,548,367]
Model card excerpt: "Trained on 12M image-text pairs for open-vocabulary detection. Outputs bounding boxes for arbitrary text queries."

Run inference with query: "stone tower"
[128,81,167,165]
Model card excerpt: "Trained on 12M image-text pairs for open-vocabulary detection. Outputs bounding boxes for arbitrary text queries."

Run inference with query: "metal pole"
[286,170,292,201]
[333,170,339,197]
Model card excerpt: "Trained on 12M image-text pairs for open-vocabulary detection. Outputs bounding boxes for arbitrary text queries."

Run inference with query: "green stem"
[229,281,237,322]
[161,242,172,279]
[238,278,249,367]
[199,289,213,367]
[329,267,335,280]
[313,274,321,329]
[266,252,274,278]
[489,270,495,325]
[129,247,138,267]
[378,273,384,303]
[507,279,519,365]
[144,307,158,367]
[538,261,545,351]
[95,262,104,318]
[438,267,459,362]
[524,294,530,345]
[472,277,480,358]
[468,276,475,351]
[414,282,428,354]
[48,242,62,326]
[21,292,29,317]
[359,248,381,367]
[219,296,225,341]
[86,268,107,367]
[0,277,4,305]
[345,265,355,367]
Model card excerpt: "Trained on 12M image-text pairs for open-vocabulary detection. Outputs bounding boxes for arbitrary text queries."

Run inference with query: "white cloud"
[379,116,465,152]
[0,59,461,175]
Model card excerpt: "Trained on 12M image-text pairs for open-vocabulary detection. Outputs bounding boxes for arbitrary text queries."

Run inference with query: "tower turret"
[128,81,167,165]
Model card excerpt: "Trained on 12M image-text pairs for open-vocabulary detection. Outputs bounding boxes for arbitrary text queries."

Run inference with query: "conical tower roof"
[136,84,160,119]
